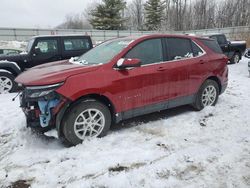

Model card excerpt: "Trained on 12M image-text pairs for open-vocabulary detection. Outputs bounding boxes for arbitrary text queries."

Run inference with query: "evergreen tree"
[89,0,126,30]
[144,0,165,30]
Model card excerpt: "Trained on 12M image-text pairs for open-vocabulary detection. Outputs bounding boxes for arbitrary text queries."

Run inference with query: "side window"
[210,35,227,45]
[198,39,223,54]
[124,39,163,65]
[166,38,193,60]
[191,42,204,57]
[35,39,58,53]
[4,49,19,55]
[63,38,90,51]
[210,36,217,42]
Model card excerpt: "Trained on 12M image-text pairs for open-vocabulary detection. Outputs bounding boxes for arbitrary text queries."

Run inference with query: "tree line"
[57,0,250,31]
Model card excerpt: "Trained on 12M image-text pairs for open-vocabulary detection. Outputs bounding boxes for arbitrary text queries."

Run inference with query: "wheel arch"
[0,61,21,77]
[56,93,116,138]
[77,94,116,121]
[2,67,18,77]
[206,76,222,93]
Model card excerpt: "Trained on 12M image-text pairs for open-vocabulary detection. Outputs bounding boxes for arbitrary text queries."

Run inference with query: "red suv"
[16,34,228,146]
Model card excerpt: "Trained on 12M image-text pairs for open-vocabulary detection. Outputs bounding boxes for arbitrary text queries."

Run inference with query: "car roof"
[30,34,91,39]
[202,33,224,37]
[112,34,212,41]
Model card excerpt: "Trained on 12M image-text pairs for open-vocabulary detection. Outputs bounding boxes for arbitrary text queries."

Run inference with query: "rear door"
[30,37,61,67]
[61,36,92,60]
[185,40,209,95]
[161,37,203,106]
[164,37,192,102]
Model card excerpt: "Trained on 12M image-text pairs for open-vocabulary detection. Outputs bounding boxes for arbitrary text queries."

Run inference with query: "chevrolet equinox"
[16,34,228,146]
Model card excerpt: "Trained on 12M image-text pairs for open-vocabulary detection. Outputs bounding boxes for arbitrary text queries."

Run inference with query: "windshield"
[26,38,35,53]
[76,39,134,65]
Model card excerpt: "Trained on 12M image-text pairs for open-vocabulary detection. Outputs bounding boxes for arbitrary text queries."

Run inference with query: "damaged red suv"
[16,34,228,146]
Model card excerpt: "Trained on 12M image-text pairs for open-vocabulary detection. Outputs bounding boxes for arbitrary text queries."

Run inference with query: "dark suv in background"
[206,34,246,64]
[16,34,228,146]
[0,35,93,93]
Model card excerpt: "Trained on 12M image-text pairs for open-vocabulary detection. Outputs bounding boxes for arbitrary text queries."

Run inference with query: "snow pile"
[0,58,250,187]
[0,41,27,50]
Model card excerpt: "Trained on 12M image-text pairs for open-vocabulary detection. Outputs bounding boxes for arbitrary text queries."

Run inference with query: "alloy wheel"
[0,76,13,94]
[234,54,240,63]
[73,108,105,140]
[201,85,217,106]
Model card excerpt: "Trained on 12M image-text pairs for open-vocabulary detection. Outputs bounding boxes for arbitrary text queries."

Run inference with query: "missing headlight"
[25,82,64,99]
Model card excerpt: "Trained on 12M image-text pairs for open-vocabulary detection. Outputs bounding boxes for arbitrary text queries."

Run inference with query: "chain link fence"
[0,26,249,45]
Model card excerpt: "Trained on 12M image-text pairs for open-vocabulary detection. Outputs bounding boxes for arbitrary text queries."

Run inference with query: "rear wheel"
[62,99,111,146]
[193,80,219,111]
[231,52,240,64]
[0,71,17,94]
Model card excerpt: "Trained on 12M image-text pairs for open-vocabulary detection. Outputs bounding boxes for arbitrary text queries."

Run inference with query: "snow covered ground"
[0,58,250,188]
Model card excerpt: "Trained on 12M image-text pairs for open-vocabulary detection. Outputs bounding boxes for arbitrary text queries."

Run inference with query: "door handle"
[199,60,205,64]
[157,67,166,71]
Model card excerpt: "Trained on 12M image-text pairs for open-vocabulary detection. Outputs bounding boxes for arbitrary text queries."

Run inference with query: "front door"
[115,38,167,115]
[30,38,61,67]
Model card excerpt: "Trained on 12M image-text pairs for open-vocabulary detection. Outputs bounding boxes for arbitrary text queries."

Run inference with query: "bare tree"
[57,0,250,31]
[56,13,92,29]
[126,0,144,30]
[171,0,188,30]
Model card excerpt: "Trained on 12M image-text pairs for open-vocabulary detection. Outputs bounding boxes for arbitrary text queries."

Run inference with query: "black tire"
[0,71,18,93]
[192,79,219,111]
[61,99,111,146]
[230,52,240,64]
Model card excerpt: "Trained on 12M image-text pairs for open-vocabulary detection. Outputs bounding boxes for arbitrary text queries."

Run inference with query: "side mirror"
[33,46,41,55]
[116,58,141,70]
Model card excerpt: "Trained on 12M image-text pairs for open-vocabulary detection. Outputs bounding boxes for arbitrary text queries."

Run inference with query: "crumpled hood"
[15,60,100,86]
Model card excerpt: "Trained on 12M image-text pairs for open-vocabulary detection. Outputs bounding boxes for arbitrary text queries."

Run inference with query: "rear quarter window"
[198,39,223,54]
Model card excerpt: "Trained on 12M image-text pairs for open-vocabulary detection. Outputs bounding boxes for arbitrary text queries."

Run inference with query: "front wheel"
[62,99,111,146]
[0,71,17,94]
[193,80,219,111]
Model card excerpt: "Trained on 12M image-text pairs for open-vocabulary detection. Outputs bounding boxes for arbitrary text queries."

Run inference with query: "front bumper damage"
[19,88,69,132]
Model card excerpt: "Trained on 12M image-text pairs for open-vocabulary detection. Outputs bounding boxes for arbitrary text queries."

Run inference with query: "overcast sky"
[0,0,99,28]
